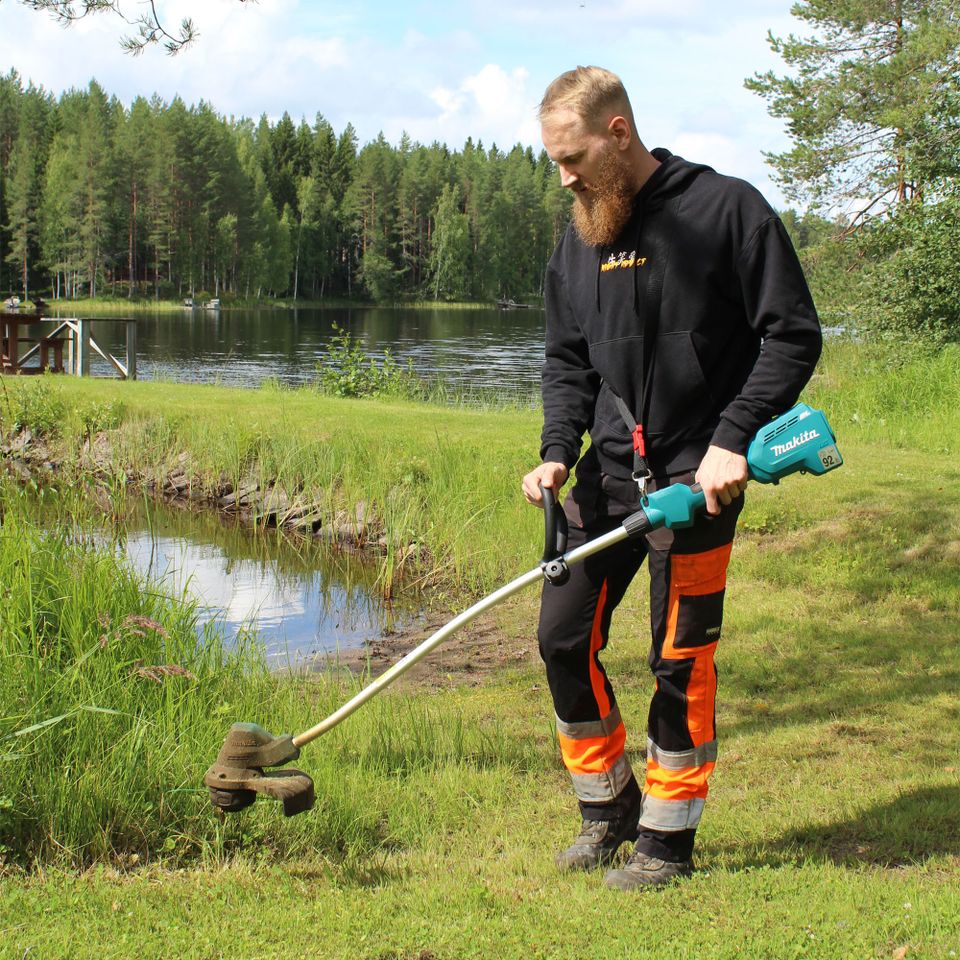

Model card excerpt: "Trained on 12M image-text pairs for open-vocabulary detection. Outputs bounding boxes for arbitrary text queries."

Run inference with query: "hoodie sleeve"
[540,261,601,468]
[710,217,822,454]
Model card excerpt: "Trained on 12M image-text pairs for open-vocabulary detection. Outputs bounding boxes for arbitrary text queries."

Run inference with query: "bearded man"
[521,66,822,891]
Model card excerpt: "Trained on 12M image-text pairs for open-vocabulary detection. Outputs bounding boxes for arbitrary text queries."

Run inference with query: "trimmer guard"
[204,722,315,817]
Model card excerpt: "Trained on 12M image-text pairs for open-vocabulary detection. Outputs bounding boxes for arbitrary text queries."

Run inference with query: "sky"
[0,0,801,207]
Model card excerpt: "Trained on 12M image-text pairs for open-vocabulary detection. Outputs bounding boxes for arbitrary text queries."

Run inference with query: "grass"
[31,296,518,315]
[0,482,540,871]
[0,339,959,957]
[0,371,544,596]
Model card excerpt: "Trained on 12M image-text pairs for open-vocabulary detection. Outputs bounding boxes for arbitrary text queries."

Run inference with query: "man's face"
[541,108,636,247]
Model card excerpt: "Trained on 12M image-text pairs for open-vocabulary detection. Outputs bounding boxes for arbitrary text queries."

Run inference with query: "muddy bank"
[2,427,424,568]
[2,427,536,682]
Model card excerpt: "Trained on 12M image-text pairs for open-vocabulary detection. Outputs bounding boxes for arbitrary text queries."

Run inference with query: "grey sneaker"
[604,850,693,890]
[555,814,640,872]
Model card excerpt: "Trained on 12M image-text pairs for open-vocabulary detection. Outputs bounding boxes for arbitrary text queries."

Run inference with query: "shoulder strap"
[612,195,681,494]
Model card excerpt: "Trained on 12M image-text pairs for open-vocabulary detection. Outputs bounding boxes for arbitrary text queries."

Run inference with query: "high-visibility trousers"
[537,472,742,847]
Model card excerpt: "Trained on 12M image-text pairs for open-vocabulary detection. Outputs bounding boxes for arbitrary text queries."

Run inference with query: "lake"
[51,304,548,393]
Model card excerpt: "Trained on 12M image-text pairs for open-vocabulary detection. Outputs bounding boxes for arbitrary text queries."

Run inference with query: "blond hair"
[538,66,636,133]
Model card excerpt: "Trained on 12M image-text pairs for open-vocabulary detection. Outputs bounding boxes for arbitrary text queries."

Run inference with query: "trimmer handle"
[539,483,570,585]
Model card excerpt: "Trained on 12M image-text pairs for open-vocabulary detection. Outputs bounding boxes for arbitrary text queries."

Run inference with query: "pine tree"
[4,83,53,299]
[747,0,960,217]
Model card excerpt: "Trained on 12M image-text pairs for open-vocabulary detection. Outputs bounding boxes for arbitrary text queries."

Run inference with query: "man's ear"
[608,115,631,150]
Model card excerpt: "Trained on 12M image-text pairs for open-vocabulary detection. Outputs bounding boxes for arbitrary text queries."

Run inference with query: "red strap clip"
[632,424,646,457]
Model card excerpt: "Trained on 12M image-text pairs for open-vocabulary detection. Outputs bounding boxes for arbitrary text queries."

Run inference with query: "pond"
[112,500,421,667]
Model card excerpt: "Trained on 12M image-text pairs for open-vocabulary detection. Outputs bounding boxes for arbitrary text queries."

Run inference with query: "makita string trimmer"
[204,403,843,817]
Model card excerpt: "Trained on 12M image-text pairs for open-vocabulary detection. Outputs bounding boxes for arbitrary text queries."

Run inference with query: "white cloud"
[0,0,797,198]
[394,64,539,150]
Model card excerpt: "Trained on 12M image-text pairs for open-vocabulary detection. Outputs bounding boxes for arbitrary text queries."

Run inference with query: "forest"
[0,71,570,304]
[3,1,960,347]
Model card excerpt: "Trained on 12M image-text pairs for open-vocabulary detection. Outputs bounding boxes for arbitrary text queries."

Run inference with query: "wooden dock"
[1,313,137,379]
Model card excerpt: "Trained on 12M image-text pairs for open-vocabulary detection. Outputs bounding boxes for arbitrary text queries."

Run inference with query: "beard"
[571,148,637,248]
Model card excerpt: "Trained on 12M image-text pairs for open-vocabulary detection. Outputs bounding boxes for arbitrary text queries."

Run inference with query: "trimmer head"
[204,722,315,817]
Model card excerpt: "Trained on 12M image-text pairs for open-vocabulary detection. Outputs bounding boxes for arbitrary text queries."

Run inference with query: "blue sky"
[2,0,800,206]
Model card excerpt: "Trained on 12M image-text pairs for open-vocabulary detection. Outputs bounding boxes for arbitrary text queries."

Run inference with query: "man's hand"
[522,461,570,507]
[695,445,748,516]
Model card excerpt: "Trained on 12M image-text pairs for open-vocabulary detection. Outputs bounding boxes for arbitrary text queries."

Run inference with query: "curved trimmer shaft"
[292,402,844,749]
[293,524,628,747]
[206,403,843,817]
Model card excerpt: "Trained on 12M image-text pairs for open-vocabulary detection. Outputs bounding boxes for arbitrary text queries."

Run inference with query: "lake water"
[51,304,548,394]
[114,502,421,667]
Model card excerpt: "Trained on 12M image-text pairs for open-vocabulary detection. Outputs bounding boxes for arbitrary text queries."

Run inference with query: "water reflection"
[50,305,547,393]
[117,503,419,667]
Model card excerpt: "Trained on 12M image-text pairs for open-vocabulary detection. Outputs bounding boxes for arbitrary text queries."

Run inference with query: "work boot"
[555,808,641,872]
[603,850,693,891]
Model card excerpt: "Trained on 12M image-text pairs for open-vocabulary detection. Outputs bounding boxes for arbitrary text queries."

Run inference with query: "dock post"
[125,319,137,380]
[76,319,91,376]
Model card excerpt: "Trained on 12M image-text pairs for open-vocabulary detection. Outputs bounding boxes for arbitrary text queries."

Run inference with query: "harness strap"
[612,391,653,497]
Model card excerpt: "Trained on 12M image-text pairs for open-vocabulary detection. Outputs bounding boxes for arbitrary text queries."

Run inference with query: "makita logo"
[772,429,820,456]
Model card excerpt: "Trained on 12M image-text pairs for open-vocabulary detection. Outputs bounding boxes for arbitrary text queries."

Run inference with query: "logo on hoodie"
[600,250,648,273]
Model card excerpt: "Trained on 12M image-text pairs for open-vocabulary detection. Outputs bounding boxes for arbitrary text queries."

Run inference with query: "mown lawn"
[1,341,958,958]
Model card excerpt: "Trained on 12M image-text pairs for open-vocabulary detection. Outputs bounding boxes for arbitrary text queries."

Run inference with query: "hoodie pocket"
[647,332,716,438]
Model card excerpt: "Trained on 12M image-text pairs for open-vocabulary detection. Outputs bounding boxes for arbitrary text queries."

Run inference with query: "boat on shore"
[495,298,530,309]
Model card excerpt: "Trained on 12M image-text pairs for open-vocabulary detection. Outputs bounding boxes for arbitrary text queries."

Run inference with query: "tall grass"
[0,482,539,868]
[3,338,958,599]
[809,339,960,454]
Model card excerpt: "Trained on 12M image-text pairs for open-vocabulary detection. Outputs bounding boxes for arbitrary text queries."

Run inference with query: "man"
[522,66,822,891]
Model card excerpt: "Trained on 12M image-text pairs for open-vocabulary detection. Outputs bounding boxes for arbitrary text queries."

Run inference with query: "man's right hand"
[522,461,569,506]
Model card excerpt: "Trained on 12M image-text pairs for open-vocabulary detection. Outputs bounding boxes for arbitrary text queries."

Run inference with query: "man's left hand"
[695,445,749,516]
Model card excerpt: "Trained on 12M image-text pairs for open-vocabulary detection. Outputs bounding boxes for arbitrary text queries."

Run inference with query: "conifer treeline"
[0,72,571,303]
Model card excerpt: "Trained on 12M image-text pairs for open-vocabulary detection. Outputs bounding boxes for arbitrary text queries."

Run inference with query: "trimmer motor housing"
[746,403,843,483]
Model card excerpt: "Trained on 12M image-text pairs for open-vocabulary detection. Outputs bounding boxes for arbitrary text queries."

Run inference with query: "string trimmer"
[204,402,844,817]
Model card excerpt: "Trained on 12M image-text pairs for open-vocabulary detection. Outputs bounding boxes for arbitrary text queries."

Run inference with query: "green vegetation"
[0,368,544,596]
[0,480,542,872]
[0,340,958,955]
[0,71,568,307]
[315,323,426,400]
[749,2,960,344]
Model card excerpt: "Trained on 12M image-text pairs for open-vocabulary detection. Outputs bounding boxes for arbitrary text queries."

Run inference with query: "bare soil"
[315,605,539,686]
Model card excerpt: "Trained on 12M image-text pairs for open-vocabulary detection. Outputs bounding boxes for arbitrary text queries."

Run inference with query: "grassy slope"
[2,342,959,959]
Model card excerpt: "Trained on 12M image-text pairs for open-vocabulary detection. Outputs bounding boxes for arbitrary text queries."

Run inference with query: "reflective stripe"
[646,738,717,770]
[570,754,634,803]
[639,794,705,831]
[556,704,623,741]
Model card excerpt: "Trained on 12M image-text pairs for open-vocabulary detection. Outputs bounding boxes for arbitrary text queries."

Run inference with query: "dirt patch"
[314,607,538,686]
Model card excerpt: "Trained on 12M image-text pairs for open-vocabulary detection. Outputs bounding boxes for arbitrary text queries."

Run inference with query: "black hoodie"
[540,149,822,484]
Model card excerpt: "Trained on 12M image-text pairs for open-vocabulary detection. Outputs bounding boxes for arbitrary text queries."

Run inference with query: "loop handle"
[539,483,568,563]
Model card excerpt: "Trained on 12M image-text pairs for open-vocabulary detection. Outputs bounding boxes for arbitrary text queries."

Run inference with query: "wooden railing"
[1,314,137,379]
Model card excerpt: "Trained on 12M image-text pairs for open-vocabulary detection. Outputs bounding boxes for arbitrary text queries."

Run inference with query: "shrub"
[315,323,424,399]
